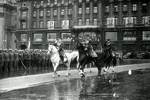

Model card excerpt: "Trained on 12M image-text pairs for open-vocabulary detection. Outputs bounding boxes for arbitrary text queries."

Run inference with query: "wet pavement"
[0,66,150,100]
[0,59,150,79]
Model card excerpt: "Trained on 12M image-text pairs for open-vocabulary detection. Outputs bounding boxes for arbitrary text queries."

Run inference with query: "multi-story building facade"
[102,0,150,53]
[0,0,17,49]
[16,0,150,52]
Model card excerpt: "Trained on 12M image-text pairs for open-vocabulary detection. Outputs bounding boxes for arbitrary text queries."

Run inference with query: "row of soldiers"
[0,49,53,73]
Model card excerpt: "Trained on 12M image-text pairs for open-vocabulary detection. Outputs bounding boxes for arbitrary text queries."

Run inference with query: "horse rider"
[103,39,113,61]
[54,38,68,63]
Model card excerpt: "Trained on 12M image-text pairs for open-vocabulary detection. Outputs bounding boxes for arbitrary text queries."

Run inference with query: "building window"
[33,34,43,42]
[143,31,150,41]
[46,10,51,16]
[68,9,72,15]
[78,32,97,41]
[142,3,147,13]
[123,5,127,12]
[62,20,69,29]
[115,18,118,25]
[47,21,55,29]
[86,7,90,14]
[142,16,150,26]
[21,11,27,18]
[132,4,137,11]
[106,17,117,28]
[54,0,57,5]
[21,34,27,42]
[61,9,65,15]
[33,11,37,17]
[105,32,117,41]
[123,31,136,41]
[93,7,98,13]
[123,17,136,27]
[78,19,82,25]
[94,19,97,25]
[33,1,36,7]
[105,6,109,13]
[114,5,118,12]
[21,21,27,29]
[54,9,57,16]
[39,10,44,17]
[47,33,57,41]
[61,33,72,41]
[78,8,82,14]
[79,0,82,3]
[40,1,44,6]
[33,21,37,28]
[61,0,64,4]
[47,0,50,6]
[39,21,44,28]
[86,19,90,25]
[69,0,72,4]
[86,0,90,2]
[133,17,137,24]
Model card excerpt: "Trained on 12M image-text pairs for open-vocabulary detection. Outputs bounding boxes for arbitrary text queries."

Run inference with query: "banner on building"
[62,20,69,29]
[47,21,55,29]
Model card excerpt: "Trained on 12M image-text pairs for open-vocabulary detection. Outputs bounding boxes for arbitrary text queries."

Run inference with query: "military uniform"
[54,39,68,63]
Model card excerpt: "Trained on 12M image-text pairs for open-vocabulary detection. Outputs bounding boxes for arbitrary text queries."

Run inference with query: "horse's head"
[48,44,58,54]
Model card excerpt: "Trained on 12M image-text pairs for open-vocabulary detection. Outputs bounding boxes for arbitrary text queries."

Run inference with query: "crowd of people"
[0,49,52,73]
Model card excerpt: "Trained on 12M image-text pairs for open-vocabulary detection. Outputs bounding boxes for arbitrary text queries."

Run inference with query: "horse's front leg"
[79,65,85,78]
[66,61,71,76]
[53,62,60,77]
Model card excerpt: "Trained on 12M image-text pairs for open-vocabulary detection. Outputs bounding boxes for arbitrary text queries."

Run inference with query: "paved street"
[0,63,150,100]
[0,63,150,93]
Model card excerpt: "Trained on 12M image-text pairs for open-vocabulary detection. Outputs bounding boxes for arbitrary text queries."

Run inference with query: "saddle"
[58,48,68,63]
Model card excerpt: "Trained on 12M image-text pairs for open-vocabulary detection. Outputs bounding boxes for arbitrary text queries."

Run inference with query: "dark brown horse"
[76,41,117,77]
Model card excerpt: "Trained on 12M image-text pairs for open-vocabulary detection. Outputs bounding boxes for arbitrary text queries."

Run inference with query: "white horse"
[47,45,79,77]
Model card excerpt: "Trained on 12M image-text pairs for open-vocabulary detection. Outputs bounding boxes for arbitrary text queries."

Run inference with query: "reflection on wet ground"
[0,68,150,100]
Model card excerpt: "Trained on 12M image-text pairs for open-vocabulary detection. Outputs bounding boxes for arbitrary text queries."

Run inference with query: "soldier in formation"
[0,49,52,73]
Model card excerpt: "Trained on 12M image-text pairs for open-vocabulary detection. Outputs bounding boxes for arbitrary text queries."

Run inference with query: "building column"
[90,1,93,25]
[82,2,85,25]
[98,1,102,27]
[58,6,61,28]
[0,17,5,49]
[44,8,47,28]
[118,0,123,25]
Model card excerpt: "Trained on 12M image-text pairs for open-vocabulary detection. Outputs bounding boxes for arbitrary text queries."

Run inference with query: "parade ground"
[0,63,150,94]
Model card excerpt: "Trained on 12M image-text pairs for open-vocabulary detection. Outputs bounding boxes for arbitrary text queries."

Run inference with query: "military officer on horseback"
[54,38,68,63]
[103,39,114,64]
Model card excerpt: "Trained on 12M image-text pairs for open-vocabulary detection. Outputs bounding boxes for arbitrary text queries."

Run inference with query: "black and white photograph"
[0,0,150,100]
